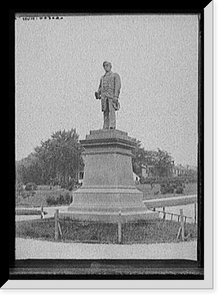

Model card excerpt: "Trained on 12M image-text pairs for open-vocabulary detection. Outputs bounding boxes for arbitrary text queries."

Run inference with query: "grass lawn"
[16,218,197,244]
[16,187,72,208]
[138,182,197,200]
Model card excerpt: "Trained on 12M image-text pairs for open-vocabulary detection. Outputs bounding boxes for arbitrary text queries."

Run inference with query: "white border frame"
[4,3,213,289]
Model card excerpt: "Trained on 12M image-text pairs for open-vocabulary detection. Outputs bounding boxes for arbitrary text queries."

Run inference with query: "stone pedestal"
[66,129,158,222]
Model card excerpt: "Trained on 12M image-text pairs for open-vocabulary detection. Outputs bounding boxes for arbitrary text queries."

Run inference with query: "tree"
[16,128,84,189]
[132,140,146,175]
[132,142,173,178]
[150,148,173,177]
[16,153,43,185]
[34,128,84,187]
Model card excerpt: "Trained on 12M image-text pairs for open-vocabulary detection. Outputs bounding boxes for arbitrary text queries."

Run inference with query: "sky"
[15,14,199,166]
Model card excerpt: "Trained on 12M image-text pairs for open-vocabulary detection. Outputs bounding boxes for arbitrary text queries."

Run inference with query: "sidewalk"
[16,237,197,260]
[16,205,69,221]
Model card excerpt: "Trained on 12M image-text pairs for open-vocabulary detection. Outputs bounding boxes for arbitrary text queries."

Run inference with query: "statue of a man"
[95,61,121,129]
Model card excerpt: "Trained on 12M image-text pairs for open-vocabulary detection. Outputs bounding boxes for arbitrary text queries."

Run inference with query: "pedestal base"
[66,129,158,222]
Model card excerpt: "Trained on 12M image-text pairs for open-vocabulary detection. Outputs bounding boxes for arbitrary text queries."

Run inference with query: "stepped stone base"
[66,129,159,222]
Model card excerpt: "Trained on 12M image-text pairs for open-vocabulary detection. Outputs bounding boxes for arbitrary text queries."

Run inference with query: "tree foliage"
[132,141,174,178]
[151,148,174,177]
[16,128,84,189]
[16,153,43,185]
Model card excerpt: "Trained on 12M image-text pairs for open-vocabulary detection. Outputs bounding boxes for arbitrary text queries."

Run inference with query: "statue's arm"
[97,77,102,96]
[95,77,102,99]
[114,73,121,99]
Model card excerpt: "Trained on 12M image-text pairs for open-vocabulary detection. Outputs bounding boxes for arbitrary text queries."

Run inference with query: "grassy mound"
[16,218,197,244]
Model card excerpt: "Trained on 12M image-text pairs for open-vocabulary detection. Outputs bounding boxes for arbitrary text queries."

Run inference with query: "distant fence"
[149,207,196,224]
[143,194,197,224]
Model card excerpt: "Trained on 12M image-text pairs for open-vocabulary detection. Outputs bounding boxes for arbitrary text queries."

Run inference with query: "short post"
[58,219,62,238]
[54,209,59,241]
[180,209,185,241]
[171,213,173,221]
[118,210,122,244]
[40,202,44,219]
[194,202,197,224]
[162,207,166,220]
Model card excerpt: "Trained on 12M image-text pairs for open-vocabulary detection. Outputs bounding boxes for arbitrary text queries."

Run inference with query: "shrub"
[64,193,73,204]
[141,176,188,194]
[60,179,78,191]
[46,193,72,206]
[175,186,184,194]
[25,182,37,191]
[20,190,36,200]
[160,183,175,194]
[46,196,57,206]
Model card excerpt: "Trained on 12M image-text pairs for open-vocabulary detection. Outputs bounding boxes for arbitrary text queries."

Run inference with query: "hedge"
[46,193,72,206]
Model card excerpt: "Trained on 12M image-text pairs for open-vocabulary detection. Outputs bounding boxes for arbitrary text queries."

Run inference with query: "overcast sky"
[15,14,199,166]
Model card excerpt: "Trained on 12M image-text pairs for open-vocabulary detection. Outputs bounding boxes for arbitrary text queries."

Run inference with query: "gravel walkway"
[16,238,197,260]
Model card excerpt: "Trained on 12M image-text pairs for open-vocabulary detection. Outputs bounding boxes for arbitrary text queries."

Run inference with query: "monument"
[95,61,121,130]
[66,62,158,222]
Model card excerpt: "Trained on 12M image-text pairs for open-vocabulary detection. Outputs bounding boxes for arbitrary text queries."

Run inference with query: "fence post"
[118,210,122,244]
[180,209,185,241]
[58,219,62,238]
[162,207,166,220]
[194,202,197,224]
[54,209,59,241]
[40,202,44,219]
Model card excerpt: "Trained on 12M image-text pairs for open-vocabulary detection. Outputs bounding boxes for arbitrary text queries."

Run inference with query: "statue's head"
[103,61,112,72]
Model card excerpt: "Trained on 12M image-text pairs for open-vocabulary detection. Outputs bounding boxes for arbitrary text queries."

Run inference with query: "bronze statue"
[95,61,121,129]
